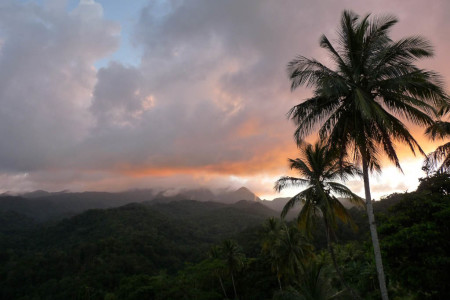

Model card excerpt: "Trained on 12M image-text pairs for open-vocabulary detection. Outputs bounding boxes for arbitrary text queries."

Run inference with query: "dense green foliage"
[0,174,448,299]
[379,173,450,299]
[0,200,275,299]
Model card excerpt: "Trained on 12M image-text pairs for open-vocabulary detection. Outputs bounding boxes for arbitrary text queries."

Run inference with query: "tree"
[286,10,448,300]
[261,218,313,292]
[378,174,450,299]
[295,260,344,300]
[264,221,314,299]
[221,240,245,299]
[275,142,364,299]
[208,245,228,299]
[261,217,284,291]
[423,106,450,174]
[275,224,313,282]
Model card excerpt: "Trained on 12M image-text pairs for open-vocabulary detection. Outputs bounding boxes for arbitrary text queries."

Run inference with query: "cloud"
[0,0,448,197]
[0,0,119,172]
[91,62,152,127]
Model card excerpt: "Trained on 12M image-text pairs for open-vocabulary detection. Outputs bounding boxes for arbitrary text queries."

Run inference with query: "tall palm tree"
[275,142,364,299]
[221,239,245,299]
[286,10,448,300]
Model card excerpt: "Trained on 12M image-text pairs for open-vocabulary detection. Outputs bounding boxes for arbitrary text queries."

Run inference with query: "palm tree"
[275,142,364,299]
[262,218,313,291]
[295,261,345,300]
[286,10,448,300]
[423,106,450,174]
[275,224,314,281]
[209,245,228,299]
[221,239,245,299]
[261,217,284,291]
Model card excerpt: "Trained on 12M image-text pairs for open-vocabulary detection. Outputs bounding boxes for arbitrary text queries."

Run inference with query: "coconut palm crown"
[276,142,363,234]
[288,11,447,169]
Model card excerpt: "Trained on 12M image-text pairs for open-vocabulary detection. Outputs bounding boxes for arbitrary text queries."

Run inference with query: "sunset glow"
[0,0,449,200]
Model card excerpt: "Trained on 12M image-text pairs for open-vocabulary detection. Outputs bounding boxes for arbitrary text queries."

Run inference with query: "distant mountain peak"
[215,186,261,204]
[237,186,256,194]
[234,186,260,200]
[236,186,251,192]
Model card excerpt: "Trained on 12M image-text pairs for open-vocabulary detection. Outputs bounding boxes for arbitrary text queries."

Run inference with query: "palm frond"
[280,187,313,219]
[275,176,309,192]
[319,34,351,77]
[425,121,450,140]
[371,36,434,77]
[330,197,359,231]
[326,182,365,207]
[288,96,341,142]
[289,157,313,175]
[437,103,450,116]
[424,142,450,174]
[287,56,348,91]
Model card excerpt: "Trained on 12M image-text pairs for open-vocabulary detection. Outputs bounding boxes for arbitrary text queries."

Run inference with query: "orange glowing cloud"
[236,118,260,138]
[117,140,299,178]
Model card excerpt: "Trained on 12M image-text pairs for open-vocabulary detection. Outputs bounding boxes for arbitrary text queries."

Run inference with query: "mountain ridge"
[0,186,271,221]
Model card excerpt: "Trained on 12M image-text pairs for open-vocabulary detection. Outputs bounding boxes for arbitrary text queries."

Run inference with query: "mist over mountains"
[0,186,292,222]
[1,184,364,223]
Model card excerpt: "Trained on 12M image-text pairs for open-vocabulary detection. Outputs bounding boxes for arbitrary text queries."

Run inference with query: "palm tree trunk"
[276,264,282,291]
[231,272,238,299]
[324,220,361,300]
[218,275,228,298]
[362,155,389,300]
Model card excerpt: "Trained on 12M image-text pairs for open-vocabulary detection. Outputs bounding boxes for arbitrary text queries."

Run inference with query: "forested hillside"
[0,174,448,299]
[0,200,276,299]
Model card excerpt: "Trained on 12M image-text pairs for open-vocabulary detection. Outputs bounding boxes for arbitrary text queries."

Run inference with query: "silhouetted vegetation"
[0,174,448,299]
[286,10,448,300]
[0,9,448,300]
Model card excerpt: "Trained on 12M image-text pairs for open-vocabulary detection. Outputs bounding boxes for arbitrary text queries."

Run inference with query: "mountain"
[21,189,71,199]
[0,196,64,221]
[259,197,305,220]
[0,190,156,221]
[259,197,291,211]
[216,186,261,204]
[0,186,267,221]
[177,188,216,202]
[148,200,277,226]
[21,190,53,198]
[259,196,365,212]
[153,186,262,204]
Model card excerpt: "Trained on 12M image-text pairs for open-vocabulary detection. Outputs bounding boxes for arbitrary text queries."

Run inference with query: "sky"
[0,0,449,200]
